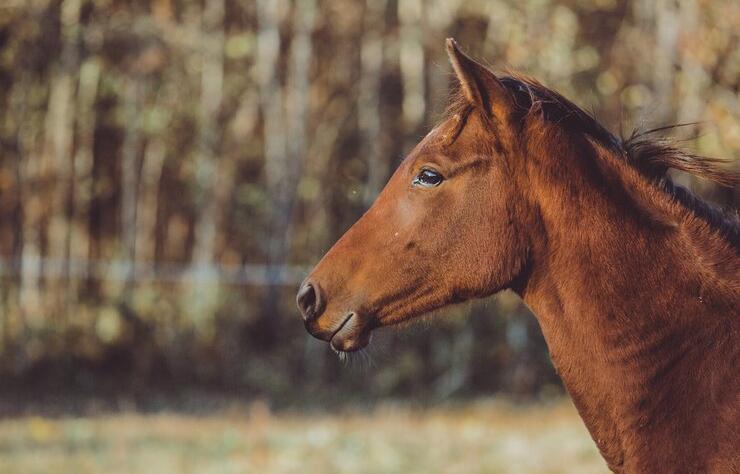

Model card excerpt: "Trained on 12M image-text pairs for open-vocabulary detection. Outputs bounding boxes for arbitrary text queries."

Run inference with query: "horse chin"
[330,333,371,353]
[329,313,373,353]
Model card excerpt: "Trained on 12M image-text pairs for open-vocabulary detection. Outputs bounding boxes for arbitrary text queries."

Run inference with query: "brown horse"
[297,39,739,472]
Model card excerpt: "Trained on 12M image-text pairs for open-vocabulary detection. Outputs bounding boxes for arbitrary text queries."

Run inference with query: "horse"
[297,39,739,472]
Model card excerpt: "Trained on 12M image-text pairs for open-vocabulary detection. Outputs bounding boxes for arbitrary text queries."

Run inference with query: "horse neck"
[513,133,737,471]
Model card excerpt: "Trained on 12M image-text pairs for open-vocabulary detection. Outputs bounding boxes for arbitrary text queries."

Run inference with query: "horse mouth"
[329,312,372,353]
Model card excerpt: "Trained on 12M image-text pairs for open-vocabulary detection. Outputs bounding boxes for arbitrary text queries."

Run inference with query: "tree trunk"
[43,0,81,326]
[120,78,143,297]
[360,0,388,205]
[70,58,101,302]
[257,0,287,314]
[186,0,226,323]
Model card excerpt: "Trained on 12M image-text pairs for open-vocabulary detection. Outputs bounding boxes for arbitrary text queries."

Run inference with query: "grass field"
[0,399,608,474]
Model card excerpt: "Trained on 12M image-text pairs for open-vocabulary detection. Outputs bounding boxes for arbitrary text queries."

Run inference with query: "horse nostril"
[297,282,323,321]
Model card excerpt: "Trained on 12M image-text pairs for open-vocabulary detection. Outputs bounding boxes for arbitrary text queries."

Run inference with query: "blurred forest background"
[0,0,738,412]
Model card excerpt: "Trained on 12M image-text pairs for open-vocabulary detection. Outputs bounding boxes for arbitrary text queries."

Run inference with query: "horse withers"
[297,39,739,472]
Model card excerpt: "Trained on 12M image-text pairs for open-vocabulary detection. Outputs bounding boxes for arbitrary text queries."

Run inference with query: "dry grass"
[0,398,608,474]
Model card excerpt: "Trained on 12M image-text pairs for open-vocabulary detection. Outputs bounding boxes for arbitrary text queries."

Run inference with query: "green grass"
[0,399,608,474]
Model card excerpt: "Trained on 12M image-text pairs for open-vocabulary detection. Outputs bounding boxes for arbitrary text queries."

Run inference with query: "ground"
[0,398,608,474]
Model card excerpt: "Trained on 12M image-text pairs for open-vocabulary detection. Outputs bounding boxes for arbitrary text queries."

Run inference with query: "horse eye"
[413,169,444,188]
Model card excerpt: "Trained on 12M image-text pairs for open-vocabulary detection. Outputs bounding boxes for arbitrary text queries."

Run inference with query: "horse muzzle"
[297,280,373,352]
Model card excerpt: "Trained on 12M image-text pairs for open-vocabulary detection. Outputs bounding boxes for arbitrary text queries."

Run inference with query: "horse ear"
[445,38,512,119]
